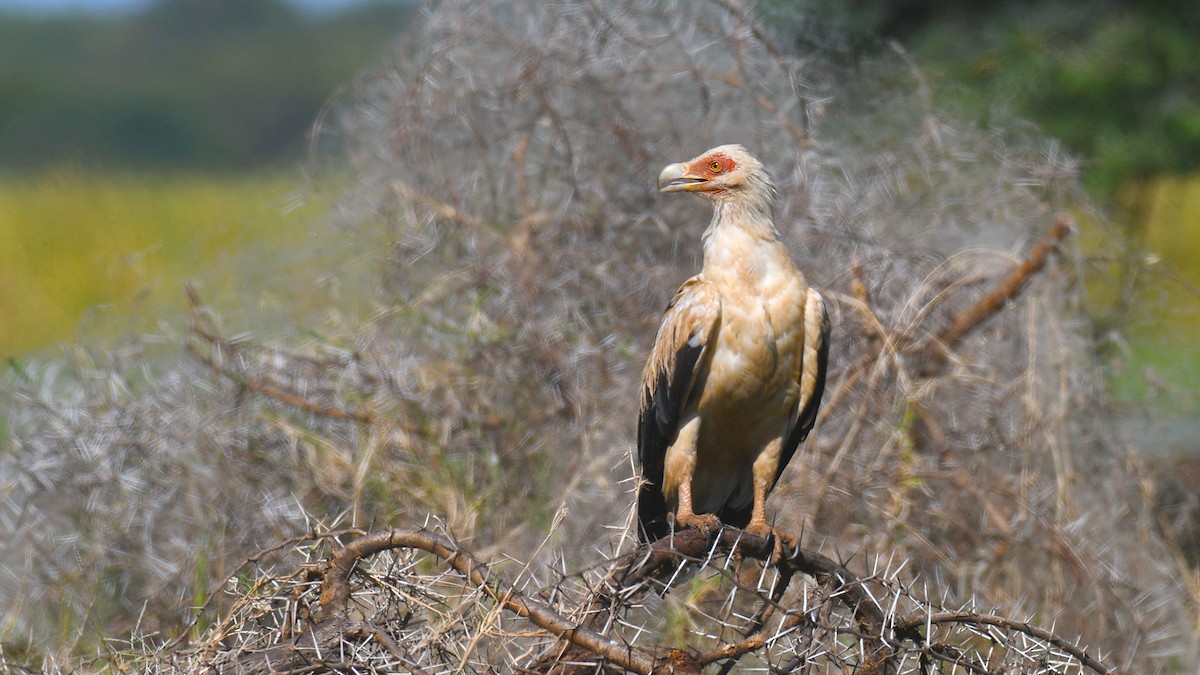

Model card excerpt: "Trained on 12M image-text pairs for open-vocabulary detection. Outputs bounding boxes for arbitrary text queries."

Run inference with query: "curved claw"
[675,511,722,535]
[744,522,797,564]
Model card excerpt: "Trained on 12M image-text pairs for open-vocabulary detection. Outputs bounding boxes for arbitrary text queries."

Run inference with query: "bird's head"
[657,145,774,207]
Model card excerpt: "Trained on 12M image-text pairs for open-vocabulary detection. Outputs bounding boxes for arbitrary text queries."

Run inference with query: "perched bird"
[637,145,830,545]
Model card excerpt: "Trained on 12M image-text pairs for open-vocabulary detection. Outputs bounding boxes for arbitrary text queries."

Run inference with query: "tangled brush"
[165,521,1113,673]
[2,0,1196,670]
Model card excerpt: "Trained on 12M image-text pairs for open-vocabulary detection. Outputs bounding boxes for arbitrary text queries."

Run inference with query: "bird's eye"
[708,160,723,173]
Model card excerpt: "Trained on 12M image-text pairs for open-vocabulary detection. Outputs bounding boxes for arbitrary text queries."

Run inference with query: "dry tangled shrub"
[1,0,1197,670]
[161,521,1114,673]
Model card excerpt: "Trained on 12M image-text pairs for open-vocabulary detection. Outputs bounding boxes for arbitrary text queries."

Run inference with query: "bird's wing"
[774,287,831,488]
[636,277,721,541]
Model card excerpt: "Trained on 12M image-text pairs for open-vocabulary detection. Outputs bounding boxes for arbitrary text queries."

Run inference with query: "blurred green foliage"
[793,0,1200,198]
[0,0,414,172]
[786,0,1200,418]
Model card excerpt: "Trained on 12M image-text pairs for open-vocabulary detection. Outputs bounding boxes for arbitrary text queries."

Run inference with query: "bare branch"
[895,611,1112,675]
[317,529,660,674]
[923,214,1074,374]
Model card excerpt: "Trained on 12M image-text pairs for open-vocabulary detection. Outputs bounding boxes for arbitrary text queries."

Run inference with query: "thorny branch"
[221,524,1112,674]
[316,528,660,674]
[893,611,1112,675]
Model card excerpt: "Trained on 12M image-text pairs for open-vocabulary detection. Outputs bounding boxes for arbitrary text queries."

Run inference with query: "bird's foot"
[674,511,722,536]
[743,520,773,543]
[772,530,799,564]
[744,521,797,564]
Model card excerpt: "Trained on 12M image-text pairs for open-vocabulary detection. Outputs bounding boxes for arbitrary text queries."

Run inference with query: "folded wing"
[636,277,721,542]
[778,288,831,487]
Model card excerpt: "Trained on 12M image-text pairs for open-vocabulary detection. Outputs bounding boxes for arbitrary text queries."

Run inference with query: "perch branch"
[217,523,1113,674]
[318,528,660,674]
[588,527,907,659]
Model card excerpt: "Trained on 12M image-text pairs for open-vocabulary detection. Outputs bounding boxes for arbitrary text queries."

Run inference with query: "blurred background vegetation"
[793,0,1200,427]
[2,0,1195,425]
[0,0,414,172]
[0,0,414,356]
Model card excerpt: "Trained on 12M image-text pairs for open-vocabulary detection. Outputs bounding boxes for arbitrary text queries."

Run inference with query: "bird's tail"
[636,482,671,543]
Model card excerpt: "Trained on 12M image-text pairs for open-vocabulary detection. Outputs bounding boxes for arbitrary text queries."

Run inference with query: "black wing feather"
[637,336,706,542]
[636,279,720,543]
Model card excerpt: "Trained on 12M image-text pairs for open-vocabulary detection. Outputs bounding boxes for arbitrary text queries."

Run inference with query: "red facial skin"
[683,153,738,194]
[690,153,737,179]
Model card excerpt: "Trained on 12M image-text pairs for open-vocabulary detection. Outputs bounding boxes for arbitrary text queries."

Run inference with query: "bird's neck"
[701,200,794,282]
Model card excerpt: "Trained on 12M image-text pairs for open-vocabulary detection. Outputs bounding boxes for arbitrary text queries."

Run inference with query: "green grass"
[1118,172,1200,403]
[1141,173,1200,284]
[0,168,355,358]
[1110,173,1200,414]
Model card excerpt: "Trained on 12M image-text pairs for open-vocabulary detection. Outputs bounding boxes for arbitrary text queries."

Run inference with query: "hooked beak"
[658,162,709,193]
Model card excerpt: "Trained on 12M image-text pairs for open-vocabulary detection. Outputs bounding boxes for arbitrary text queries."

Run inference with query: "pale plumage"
[637,145,830,544]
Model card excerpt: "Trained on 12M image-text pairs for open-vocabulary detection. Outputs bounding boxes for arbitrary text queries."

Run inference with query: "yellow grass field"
[0,169,1196,409]
[1119,174,1200,411]
[0,169,349,358]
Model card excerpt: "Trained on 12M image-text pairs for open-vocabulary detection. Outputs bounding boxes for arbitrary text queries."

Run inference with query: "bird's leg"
[745,440,798,562]
[743,480,774,542]
[665,423,721,535]
[744,482,772,535]
[745,487,797,563]
[674,479,721,534]
[745,441,778,541]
